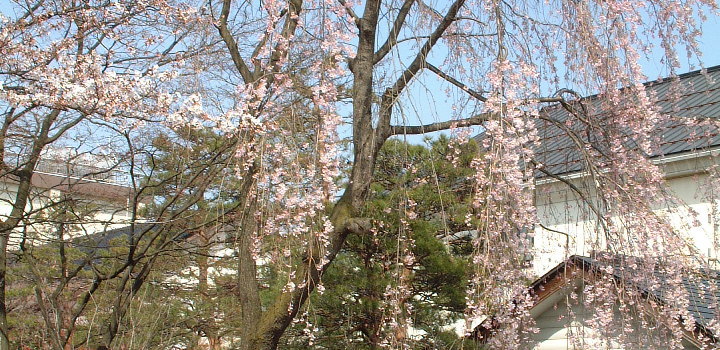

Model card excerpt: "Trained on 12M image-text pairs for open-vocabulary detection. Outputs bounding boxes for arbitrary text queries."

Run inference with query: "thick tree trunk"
[0,233,8,350]
[237,2,388,348]
[243,109,386,349]
[236,224,262,350]
[242,195,359,349]
[0,169,40,350]
[220,0,464,347]
[0,109,58,349]
[222,162,263,350]
[197,233,223,349]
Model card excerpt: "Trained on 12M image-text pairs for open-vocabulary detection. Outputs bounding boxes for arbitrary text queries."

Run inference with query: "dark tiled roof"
[73,223,159,251]
[539,255,720,338]
[471,254,720,343]
[476,66,720,177]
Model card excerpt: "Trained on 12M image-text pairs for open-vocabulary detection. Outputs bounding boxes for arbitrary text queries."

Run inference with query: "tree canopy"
[1,0,719,349]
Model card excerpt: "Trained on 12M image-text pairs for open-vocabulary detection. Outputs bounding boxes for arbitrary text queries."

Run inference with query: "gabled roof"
[475,66,720,177]
[531,255,720,342]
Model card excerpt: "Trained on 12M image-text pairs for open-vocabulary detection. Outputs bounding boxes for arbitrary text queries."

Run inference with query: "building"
[471,66,720,348]
[476,254,719,349]
[531,66,720,275]
[0,150,136,243]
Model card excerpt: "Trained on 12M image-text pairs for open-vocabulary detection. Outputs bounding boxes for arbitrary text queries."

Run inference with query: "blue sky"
[1,1,717,146]
[642,12,720,77]
[387,8,720,145]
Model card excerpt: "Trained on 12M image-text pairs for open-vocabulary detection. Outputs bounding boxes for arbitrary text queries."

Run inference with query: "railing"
[34,158,131,185]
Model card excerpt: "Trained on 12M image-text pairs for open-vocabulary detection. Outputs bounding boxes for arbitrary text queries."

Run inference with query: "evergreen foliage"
[284,136,484,348]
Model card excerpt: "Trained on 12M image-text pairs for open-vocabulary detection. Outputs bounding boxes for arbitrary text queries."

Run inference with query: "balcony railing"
[33,158,131,185]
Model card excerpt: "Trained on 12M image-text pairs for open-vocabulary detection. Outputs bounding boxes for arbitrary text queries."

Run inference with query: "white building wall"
[0,174,134,243]
[532,152,720,276]
[530,279,700,350]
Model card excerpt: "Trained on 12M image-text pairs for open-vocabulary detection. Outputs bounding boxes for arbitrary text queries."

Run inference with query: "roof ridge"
[672,64,720,80]
[568,65,720,104]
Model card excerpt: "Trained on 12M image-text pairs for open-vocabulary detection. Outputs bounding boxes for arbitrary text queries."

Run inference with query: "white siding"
[0,175,134,244]
[532,153,720,276]
[531,282,700,350]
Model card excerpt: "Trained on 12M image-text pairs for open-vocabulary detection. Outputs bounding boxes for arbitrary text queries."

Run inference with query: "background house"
[530,66,720,276]
[525,255,717,349]
[470,66,720,349]
[0,149,136,245]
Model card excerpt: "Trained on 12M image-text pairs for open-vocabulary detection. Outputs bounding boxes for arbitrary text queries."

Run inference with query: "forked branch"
[382,0,466,103]
[337,0,361,27]
[378,0,467,133]
[374,0,415,64]
[216,0,254,82]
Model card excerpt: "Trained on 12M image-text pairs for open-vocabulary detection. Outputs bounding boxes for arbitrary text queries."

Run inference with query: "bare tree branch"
[270,0,303,72]
[388,94,566,136]
[385,0,465,98]
[374,0,415,64]
[426,62,487,102]
[378,0,466,133]
[337,0,361,27]
[216,0,254,83]
[390,111,495,135]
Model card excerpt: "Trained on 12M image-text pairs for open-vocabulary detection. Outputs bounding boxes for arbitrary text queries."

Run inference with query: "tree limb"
[378,0,466,133]
[389,111,495,135]
[373,0,415,64]
[268,0,302,74]
[337,0,361,27]
[426,62,486,102]
[387,94,564,136]
[216,0,254,83]
[385,0,465,97]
